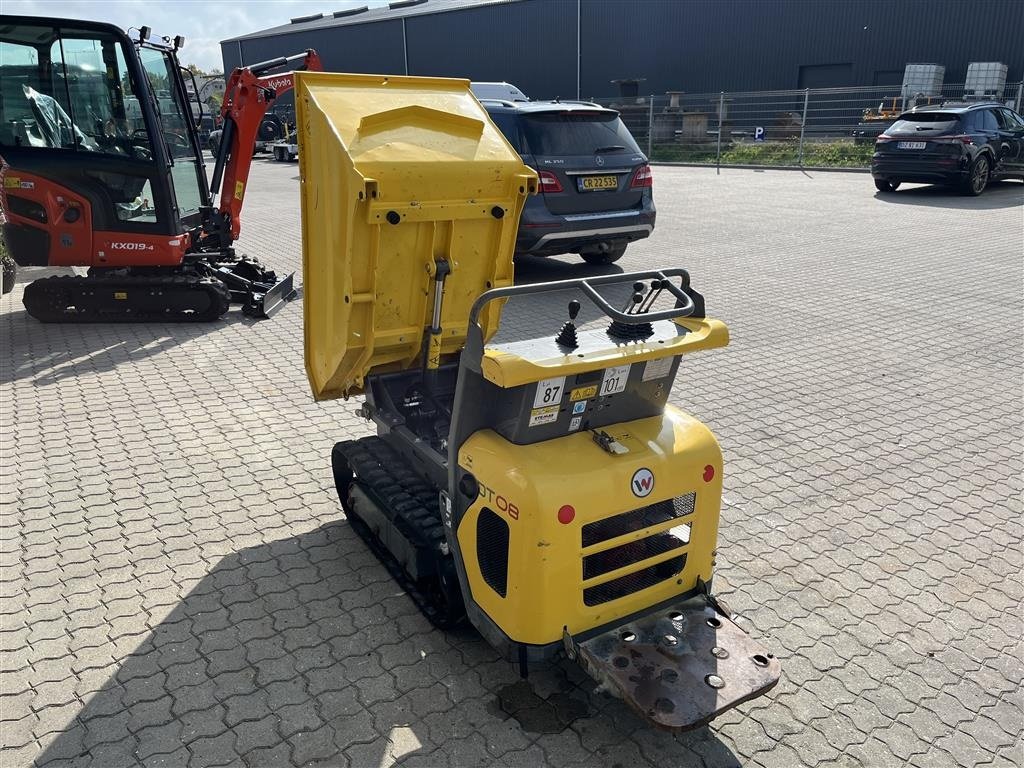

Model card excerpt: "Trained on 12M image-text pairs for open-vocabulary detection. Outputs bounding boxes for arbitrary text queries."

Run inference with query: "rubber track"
[333,436,465,629]
[23,274,230,323]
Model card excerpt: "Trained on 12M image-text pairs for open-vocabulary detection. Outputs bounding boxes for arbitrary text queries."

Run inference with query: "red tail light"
[934,135,974,145]
[630,164,653,188]
[537,170,563,194]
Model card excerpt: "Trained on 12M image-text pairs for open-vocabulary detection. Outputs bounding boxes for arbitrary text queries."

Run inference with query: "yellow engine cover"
[457,405,722,646]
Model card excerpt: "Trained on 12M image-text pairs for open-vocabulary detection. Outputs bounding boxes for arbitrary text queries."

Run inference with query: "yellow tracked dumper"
[297,71,780,730]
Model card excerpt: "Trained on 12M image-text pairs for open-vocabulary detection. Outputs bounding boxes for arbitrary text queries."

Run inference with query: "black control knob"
[556,299,581,349]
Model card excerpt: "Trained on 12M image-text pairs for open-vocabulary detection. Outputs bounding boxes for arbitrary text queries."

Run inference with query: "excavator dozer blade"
[569,596,780,731]
[252,271,297,318]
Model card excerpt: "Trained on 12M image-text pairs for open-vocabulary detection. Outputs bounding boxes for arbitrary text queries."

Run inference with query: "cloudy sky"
[3,0,387,72]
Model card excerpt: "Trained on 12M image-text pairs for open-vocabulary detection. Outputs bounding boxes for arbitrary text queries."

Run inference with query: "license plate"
[897,141,926,150]
[580,175,617,191]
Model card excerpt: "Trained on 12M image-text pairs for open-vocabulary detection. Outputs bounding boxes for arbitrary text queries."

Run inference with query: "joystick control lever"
[555,299,582,349]
[608,281,656,341]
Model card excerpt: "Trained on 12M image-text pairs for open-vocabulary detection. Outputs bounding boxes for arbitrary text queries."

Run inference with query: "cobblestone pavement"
[2,162,1022,768]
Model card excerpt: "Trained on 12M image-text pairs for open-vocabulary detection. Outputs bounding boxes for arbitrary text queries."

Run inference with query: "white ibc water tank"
[902,63,945,98]
[965,62,1008,97]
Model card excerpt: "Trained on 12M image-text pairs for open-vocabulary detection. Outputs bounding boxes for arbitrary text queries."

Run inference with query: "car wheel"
[581,243,627,265]
[874,179,900,193]
[962,156,990,196]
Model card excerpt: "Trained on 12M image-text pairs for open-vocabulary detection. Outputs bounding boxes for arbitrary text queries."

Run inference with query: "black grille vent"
[584,554,687,606]
[582,492,695,547]
[583,526,690,581]
[477,507,509,597]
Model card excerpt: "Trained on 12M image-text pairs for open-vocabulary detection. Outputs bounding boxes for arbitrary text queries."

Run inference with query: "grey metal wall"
[404,1,577,97]
[578,0,1024,96]
[220,19,405,77]
[221,0,1024,98]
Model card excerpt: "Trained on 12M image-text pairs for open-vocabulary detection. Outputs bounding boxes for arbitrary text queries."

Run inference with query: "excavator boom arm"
[209,50,323,243]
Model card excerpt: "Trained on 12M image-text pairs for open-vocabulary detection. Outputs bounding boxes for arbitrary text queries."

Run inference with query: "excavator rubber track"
[22,274,231,323]
[332,437,465,629]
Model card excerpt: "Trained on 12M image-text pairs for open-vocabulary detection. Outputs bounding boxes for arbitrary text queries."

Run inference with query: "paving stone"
[135,720,185,760]
[276,700,323,740]
[288,722,337,765]
[140,746,191,768]
[85,734,141,768]
[187,730,238,768]
[232,715,281,756]
[242,740,294,768]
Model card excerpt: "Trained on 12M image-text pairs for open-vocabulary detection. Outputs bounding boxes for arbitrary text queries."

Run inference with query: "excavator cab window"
[135,45,205,223]
[0,30,143,155]
[0,23,161,226]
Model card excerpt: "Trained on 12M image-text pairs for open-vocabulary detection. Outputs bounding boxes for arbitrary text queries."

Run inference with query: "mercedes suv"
[872,102,1024,196]
[482,100,655,264]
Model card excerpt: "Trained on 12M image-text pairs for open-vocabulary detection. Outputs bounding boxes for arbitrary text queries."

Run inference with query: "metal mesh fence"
[588,81,1024,170]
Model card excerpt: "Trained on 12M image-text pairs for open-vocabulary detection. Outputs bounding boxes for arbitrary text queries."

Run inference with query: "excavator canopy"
[296,71,536,400]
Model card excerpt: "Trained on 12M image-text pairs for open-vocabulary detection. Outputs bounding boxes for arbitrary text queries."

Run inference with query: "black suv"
[872,102,1024,195]
[482,100,655,264]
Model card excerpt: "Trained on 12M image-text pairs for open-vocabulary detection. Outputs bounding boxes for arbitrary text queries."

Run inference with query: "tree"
[185,63,224,78]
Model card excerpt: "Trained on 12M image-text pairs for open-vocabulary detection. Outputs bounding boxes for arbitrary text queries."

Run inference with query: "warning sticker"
[599,365,631,396]
[572,401,587,415]
[3,177,20,189]
[569,416,583,431]
[528,405,559,427]
[533,376,566,408]
[643,356,674,381]
[570,385,597,402]
[234,180,245,201]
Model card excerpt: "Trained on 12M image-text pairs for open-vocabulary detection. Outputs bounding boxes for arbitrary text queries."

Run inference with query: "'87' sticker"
[533,376,565,408]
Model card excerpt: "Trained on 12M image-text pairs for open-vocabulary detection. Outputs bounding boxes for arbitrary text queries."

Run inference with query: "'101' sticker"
[600,365,631,396]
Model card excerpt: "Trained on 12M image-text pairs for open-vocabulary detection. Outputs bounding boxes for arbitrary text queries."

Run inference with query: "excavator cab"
[1,19,208,260]
[0,15,307,322]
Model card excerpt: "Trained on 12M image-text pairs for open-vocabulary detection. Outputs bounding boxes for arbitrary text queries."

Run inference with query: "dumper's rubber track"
[23,274,230,323]
[332,437,465,629]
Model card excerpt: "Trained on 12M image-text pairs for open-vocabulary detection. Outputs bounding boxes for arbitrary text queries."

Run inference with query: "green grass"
[652,140,874,168]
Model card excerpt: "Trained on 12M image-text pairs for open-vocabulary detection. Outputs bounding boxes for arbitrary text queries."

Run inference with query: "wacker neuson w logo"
[631,467,654,498]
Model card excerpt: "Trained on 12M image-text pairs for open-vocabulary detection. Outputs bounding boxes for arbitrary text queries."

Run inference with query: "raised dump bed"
[295,72,536,400]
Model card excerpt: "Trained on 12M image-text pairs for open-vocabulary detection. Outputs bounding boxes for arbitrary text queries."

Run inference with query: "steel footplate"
[569,596,780,730]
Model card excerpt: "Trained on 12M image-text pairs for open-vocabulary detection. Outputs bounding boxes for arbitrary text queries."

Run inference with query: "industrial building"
[221,0,1024,101]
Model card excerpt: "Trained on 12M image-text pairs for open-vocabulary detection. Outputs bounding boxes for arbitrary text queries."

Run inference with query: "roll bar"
[463,268,703,365]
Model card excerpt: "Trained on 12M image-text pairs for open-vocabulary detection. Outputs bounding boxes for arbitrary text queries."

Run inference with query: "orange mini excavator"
[0,14,320,321]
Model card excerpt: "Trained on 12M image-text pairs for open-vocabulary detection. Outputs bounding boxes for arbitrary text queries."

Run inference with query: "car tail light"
[630,164,653,188]
[537,170,563,194]
[878,133,972,145]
